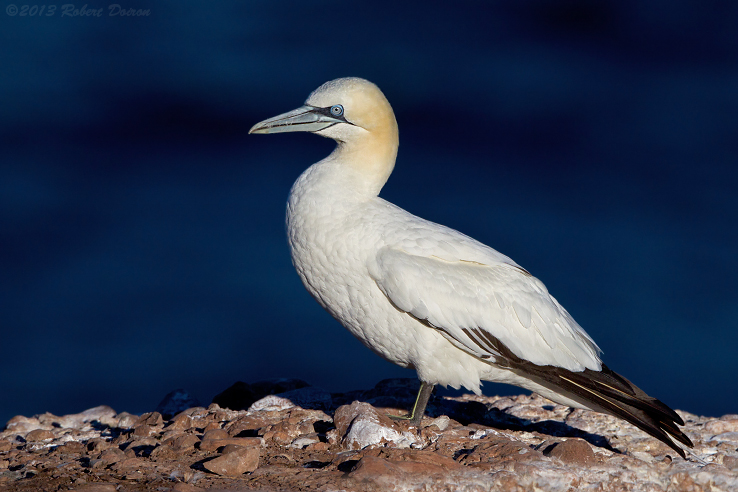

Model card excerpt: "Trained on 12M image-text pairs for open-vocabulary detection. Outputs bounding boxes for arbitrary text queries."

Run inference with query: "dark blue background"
[2,0,737,425]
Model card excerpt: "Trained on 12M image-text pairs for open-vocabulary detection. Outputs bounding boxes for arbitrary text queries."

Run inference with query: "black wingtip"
[552,363,693,458]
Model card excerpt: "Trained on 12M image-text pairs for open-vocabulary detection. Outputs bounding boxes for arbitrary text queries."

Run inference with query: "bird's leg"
[388,381,435,426]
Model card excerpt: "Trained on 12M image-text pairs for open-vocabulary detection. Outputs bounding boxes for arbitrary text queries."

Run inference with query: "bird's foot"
[384,381,435,427]
[387,412,422,426]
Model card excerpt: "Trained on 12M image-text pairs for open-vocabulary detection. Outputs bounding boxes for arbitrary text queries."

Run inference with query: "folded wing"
[369,247,602,372]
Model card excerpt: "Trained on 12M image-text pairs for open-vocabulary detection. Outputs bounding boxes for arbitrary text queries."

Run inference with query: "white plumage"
[249,77,691,457]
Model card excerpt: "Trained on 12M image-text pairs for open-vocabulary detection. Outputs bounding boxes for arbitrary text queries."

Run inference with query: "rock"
[291,433,320,448]
[543,438,595,465]
[199,437,262,453]
[135,412,164,427]
[348,452,469,489]
[164,433,200,453]
[109,457,144,474]
[248,395,295,412]
[25,429,54,442]
[114,412,138,430]
[59,441,85,454]
[155,389,202,419]
[709,432,738,444]
[69,484,118,492]
[149,443,178,460]
[202,428,229,441]
[203,445,260,476]
[425,415,451,431]
[455,433,545,469]
[124,437,158,458]
[723,456,738,470]
[334,401,417,450]
[19,406,118,434]
[4,416,47,435]
[132,424,157,437]
[171,483,205,492]
[2,383,738,492]
[224,414,265,437]
[86,438,112,453]
[168,413,194,431]
[97,447,126,464]
[257,408,330,447]
[61,406,118,429]
[212,379,309,411]
[705,418,738,434]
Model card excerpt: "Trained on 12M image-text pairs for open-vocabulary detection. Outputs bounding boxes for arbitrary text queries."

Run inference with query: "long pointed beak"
[249,106,344,134]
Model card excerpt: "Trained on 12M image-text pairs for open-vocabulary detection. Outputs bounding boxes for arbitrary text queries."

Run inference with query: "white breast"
[286,156,600,395]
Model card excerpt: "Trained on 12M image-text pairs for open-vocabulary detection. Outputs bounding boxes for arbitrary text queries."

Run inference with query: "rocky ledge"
[1,378,736,491]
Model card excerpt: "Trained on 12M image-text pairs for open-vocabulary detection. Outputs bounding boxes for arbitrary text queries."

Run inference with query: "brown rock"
[0,441,12,452]
[149,444,178,460]
[25,429,54,442]
[202,421,222,433]
[114,412,138,429]
[723,456,738,470]
[136,412,163,427]
[198,437,262,452]
[165,433,200,453]
[161,429,185,441]
[202,428,229,441]
[225,414,266,437]
[109,457,145,474]
[59,441,85,455]
[219,444,240,455]
[86,438,111,453]
[70,484,118,492]
[5,415,46,434]
[132,424,157,437]
[203,446,260,476]
[118,438,156,460]
[669,471,704,492]
[544,439,595,466]
[705,418,738,434]
[171,483,205,492]
[97,447,125,464]
[309,441,330,451]
[455,435,544,469]
[168,413,193,431]
[349,452,465,484]
[347,455,395,477]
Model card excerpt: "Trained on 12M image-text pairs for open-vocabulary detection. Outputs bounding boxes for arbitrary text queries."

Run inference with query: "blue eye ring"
[330,104,344,117]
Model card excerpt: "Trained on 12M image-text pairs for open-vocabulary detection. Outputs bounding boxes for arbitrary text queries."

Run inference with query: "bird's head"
[249,77,397,146]
[250,77,399,195]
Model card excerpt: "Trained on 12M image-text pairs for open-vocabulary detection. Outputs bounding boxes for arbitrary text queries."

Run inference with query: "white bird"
[249,77,692,457]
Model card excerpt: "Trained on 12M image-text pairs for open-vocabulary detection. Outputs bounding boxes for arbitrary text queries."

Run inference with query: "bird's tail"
[528,363,693,458]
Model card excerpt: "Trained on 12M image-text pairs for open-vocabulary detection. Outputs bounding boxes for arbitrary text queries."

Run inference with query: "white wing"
[368,247,602,372]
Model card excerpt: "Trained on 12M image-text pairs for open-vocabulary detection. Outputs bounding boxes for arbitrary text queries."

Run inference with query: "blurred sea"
[1,0,737,425]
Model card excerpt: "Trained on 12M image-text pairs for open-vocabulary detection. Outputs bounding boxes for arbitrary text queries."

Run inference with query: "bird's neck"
[330,129,398,197]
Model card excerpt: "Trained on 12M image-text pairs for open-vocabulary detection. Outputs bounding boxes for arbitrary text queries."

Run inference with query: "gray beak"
[249,105,344,134]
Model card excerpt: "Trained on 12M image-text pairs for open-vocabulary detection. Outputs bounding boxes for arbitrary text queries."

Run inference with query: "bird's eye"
[330,105,344,117]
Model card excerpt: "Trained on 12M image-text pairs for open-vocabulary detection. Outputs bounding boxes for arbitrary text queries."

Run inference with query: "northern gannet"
[249,77,693,457]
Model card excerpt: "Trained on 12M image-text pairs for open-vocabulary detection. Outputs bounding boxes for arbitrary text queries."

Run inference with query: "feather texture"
[251,77,693,459]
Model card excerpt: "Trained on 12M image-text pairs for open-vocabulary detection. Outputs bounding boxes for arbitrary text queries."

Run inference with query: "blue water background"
[1,0,737,425]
